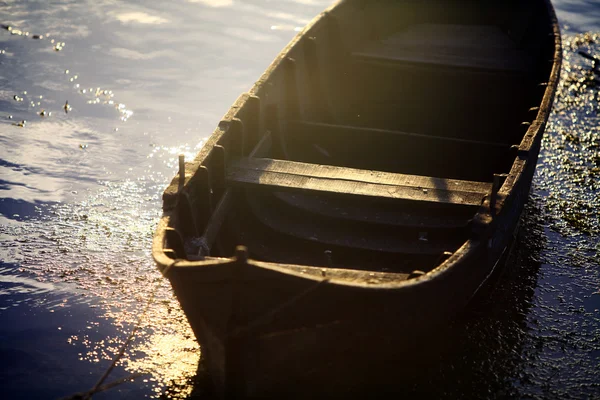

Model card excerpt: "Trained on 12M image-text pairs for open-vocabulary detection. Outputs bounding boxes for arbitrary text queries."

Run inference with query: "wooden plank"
[194,133,273,257]
[246,194,461,255]
[292,120,510,149]
[273,192,473,229]
[382,24,518,50]
[227,158,491,206]
[233,157,491,193]
[285,121,515,183]
[353,24,532,72]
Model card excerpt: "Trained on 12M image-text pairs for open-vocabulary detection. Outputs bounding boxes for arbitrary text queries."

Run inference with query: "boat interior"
[164,0,556,278]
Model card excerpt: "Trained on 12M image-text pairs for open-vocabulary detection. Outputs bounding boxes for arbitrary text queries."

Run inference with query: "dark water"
[0,1,598,399]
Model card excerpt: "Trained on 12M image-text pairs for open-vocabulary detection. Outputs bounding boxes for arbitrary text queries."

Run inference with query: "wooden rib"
[284,57,300,121]
[245,95,261,153]
[196,133,274,256]
[229,118,245,157]
[201,188,234,255]
[325,13,346,59]
[303,37,330,122]
[265,103,285,159]
[165,227,186,258]
[176,191,199,237]
[186,167,210,233]
[211,145,226,201]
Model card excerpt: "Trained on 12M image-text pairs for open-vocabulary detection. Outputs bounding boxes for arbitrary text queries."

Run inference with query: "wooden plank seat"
[353,24,533,72]
[226,157,492,206]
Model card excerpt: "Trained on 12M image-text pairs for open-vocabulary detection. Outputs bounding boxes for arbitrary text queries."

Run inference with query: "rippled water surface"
[0,1,598,399]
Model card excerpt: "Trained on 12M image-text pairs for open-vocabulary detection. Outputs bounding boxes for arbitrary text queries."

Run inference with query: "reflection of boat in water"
[152,0,561,396]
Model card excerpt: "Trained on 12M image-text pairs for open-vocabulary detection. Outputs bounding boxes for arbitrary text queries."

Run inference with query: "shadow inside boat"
[170,194,545,399]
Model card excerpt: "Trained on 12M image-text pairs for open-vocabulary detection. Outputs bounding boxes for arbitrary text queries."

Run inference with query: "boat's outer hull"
[163,139,538,398]
[167,242,489,397]
[152,0,562,396]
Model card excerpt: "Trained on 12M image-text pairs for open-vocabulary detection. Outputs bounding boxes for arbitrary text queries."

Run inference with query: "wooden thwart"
[353,24,533,72]
[227,158,491,206]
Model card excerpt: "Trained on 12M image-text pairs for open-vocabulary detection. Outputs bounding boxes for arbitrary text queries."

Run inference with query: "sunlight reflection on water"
[1,0,330,398]
[1,0,599,398]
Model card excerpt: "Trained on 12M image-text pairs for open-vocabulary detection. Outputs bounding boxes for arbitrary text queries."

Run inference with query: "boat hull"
[152,0,562,396]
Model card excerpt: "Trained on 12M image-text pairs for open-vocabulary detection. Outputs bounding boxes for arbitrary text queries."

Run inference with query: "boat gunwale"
[152,0,562,290]
[153,211,481,290]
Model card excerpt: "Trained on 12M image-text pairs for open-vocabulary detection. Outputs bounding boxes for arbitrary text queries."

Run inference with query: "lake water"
[0,1,598,398]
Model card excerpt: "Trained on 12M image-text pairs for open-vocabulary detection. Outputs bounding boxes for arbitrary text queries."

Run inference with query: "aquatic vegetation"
[542,31,600,238]
[1,0,597,397]
[0,178,200,398]
[512,30,600,398]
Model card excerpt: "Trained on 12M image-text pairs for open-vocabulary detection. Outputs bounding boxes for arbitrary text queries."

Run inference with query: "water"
[0,1,598,398]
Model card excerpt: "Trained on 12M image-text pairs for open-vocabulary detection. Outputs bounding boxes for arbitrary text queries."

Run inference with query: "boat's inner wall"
[216,190,464,274]
[163,0,556,273]
[269,0,555,182]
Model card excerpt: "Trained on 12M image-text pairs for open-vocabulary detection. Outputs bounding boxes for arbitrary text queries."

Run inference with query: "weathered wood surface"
[246,194,463,255]
[354,24,533,72]
[227,158,491,206]
[193,133,273,256]
[273,192,474,228]
[290,120,511,148]
[154,0,562,396]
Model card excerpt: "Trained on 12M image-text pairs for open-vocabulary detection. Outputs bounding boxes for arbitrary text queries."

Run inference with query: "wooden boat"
[153,0,561,397]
